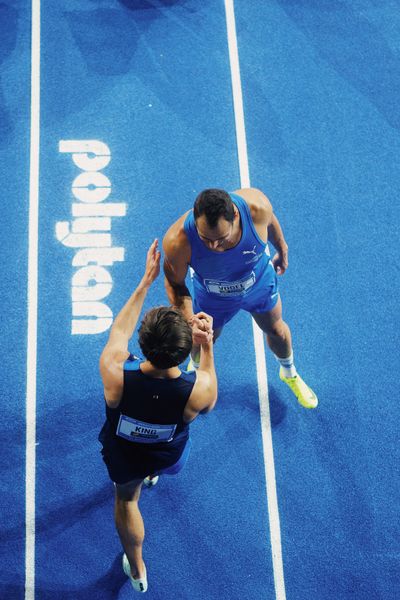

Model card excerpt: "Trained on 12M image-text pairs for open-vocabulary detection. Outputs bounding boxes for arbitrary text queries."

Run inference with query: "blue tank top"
[104,355,196,450]
[184,192,271,297]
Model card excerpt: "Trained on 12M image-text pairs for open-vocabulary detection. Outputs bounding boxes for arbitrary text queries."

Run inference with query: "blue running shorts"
[192,260,279,330]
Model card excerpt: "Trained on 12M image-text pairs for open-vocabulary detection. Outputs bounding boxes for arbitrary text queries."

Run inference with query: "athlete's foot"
[186,357,199,372]
[143,475,159,488]
[279,368,318,409]
[123,554,148,593]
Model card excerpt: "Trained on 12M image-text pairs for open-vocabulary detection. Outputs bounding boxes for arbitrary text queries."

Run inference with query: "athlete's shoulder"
[163,210,191,255]
[232,187,272,225]
[163,210,191,270]
[99,348,130,408]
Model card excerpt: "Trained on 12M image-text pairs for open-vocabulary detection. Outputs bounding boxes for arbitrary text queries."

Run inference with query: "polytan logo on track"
[56,140,126,335]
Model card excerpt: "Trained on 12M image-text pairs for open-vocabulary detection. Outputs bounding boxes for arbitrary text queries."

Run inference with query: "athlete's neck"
[140,361,181,379]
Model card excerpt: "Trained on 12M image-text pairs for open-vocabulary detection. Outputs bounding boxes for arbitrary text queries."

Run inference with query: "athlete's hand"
[142,239,161,287]
[189,312,213,345]
[272,249,288,275]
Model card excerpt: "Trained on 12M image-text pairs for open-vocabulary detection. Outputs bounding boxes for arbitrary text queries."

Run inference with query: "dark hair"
[138,307,192,369]
[193,189,235,228]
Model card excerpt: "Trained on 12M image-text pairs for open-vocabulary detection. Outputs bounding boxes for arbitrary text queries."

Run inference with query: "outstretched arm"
[99,239,161,405]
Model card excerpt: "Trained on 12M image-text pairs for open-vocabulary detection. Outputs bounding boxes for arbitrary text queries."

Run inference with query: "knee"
[266,319,288,340]
[115,495,138,515]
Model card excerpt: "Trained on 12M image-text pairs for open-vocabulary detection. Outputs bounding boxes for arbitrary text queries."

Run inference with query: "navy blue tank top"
[184,192,271,297]
[103,355,196,452]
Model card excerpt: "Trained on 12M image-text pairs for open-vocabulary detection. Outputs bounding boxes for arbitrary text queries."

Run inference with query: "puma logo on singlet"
[242,245,257,255]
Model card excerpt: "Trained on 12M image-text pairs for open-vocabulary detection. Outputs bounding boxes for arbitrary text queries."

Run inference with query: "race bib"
[203,272,256,296]
[116,414,177,444]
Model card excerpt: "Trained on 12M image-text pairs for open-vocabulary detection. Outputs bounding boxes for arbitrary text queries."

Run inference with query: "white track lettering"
[56,140,126,334]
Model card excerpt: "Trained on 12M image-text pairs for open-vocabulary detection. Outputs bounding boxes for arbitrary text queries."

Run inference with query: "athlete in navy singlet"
[99,354,196,482]
[99,240,217,593]
[163,187,318,410]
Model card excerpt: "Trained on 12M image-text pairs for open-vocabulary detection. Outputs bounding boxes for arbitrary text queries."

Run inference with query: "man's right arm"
[162,216,194,322]
[197,340,217,414]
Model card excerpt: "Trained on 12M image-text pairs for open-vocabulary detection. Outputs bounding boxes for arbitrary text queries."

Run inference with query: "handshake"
[188,312,214,346]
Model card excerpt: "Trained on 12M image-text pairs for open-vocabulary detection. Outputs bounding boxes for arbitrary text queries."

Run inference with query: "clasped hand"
[189,312,213,346]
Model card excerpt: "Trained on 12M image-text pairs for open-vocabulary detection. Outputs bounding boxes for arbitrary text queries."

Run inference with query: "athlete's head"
[193,189,238,251]
[138,307,192,369]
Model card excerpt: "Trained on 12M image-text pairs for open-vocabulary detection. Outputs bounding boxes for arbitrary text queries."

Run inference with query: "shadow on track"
[278,0,400,130]
[65,0,192,76]
[1,553,126,600]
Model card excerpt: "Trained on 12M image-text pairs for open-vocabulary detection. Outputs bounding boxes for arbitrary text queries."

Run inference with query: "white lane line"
[252,322,287,600]
[26,1,41,598]
[224,2,287,599]
[224,0,250,188]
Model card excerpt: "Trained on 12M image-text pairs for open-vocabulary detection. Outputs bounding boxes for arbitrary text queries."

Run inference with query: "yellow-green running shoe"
[279,368,318,409]
[186,357,199,372]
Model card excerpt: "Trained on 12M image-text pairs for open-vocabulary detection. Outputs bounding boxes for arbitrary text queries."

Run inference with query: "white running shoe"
[143,475,159,488]
[122,553,148,593]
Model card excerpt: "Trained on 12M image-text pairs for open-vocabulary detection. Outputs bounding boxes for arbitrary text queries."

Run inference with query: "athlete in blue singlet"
[163,187,318,410]
[99,240,217,593]
[184,191,279,329]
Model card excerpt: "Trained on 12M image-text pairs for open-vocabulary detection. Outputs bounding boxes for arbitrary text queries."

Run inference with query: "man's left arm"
[253,188,289,275]
[237,187,289,275]
[267,212,289,275]
[99,239,161,405]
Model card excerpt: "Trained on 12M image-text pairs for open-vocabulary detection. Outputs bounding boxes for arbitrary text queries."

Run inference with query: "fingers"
[190,317,208,332]
[189,311,214,346]
[191,311,213,328]
[143,239,161,286]
[194,311,212,321]
[192,331,212,346]
[190,317,213,336]
[192,330,213,345]
[272,258,286,275]
[147,238,158,253]
[146,240,161,266]
[272,252,288,276]
[148,238,158,258]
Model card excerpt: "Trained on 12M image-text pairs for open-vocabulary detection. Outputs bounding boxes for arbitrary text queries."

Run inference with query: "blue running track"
[1,1,399,599]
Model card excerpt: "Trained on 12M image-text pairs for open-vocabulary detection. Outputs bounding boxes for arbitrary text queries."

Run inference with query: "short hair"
[193,189,235,228]
[138,307,192,369]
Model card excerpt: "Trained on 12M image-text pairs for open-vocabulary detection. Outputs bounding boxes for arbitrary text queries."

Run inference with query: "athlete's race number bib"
[117,414,177,444]
[204,272,256,296]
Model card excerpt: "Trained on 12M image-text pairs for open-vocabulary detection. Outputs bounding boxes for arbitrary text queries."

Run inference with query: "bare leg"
[252,298,318,408]
[251,297,292,358]
[115,479,146,579]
